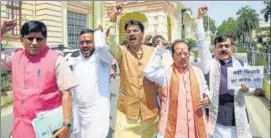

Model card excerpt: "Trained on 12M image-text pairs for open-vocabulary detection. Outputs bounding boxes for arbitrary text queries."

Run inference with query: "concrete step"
[246,94,270,138]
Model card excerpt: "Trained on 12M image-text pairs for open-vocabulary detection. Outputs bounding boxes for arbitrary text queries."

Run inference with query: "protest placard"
[227,66,264,89]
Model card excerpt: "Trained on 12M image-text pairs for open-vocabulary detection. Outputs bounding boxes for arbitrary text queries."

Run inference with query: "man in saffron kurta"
[0,20,77,138]
[144,40,212,138]
[106,6,159,138]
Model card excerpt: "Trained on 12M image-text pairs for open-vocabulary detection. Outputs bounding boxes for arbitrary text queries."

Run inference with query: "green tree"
[203,15,217,34]
[1,70,12,95]
[184,38,196,49]
[261,0,271,22]
[217,17,238,40]
[236,6,259,42]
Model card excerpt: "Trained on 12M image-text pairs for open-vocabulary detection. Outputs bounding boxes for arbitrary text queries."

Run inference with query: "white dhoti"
[73,97,110,138]
[213,124,237,138]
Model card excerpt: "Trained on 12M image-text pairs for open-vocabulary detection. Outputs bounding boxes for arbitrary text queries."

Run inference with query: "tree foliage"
[217,6,260,43]
[217,17,238,40]
[184,38,196,49]
[261,0,271,22]
[236,6,259,42]
[1,70,12,95]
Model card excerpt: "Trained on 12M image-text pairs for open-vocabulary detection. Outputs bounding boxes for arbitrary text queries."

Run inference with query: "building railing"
[243,43,271,81]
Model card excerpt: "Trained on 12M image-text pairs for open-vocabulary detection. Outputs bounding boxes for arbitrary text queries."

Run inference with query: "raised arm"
[94,28,114,65]
[105,5,123,63]
[144,43,167,87]
[195,6,212,74]
[1,18,17,70]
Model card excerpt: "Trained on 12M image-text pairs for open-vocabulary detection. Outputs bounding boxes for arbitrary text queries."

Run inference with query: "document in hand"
[32,106,63,138]
[227,66,264,89]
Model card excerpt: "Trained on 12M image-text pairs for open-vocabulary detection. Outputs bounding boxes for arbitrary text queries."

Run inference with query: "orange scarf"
[165,65,207,138]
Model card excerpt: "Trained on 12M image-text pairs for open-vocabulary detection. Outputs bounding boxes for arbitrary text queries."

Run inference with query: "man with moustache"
[144,40,211,138]
[1,19,76,138]
[195,6,253,138]
[106,5,159,138]
[72,26,114,138]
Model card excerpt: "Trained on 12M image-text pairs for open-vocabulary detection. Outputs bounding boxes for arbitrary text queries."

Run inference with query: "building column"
[93,1,102,27]
[62,1,68,47]
[87,1,94,29]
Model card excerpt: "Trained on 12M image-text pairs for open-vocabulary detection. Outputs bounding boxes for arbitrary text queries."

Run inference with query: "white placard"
[227,66,264,89]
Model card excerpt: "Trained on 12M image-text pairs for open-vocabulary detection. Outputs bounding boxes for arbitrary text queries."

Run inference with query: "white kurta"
[72,30,114,138]
[195,19,253,138]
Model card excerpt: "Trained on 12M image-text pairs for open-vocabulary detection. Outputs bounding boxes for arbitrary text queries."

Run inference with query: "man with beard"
[144,40,211,138]
[195,6,253,138]
[1,19,77,138]
[106,5,159,138]
[72,26,114,138]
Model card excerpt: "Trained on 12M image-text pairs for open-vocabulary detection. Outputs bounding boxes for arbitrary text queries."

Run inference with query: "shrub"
[1,70,12,96]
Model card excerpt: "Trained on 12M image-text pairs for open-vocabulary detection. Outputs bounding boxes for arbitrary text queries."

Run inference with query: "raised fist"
[1,18,16,36]
[108,5,123,23]
[198,6,208,19]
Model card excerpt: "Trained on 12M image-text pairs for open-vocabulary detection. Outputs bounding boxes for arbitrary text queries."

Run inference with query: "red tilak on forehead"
[80,33,93,40]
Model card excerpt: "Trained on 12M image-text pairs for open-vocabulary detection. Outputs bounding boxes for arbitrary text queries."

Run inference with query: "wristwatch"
[63,122,71,128]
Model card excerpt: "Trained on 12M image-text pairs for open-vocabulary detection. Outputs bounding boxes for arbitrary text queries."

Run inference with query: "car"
[49,44,80,70]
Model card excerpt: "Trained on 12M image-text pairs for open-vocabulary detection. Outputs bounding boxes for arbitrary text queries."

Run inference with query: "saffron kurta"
[106,22,159,138]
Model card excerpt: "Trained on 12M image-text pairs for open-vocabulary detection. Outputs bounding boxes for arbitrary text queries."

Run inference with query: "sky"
[182,1,266,27]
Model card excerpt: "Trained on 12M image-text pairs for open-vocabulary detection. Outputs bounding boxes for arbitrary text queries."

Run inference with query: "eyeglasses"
[24,37,45,43]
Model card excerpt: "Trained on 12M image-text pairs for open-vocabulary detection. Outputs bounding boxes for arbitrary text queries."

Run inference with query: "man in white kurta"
[72,28,114,138]
[195,6,253,138]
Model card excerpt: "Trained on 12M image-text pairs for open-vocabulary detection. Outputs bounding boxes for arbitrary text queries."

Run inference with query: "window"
[67,12,87,49]
[6,1,21,35]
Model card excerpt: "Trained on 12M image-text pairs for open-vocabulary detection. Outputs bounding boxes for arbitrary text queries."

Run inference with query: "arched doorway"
[119,12,147,44]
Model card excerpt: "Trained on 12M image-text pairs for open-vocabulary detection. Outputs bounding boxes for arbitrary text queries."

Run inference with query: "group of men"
[0,4,254,138]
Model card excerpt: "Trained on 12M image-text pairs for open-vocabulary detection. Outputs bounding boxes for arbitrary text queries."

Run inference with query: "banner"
[227,66,264,89]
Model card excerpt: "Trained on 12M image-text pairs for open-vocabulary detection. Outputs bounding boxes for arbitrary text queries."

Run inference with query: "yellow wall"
[35,1,63,45]
[1,1,94,47]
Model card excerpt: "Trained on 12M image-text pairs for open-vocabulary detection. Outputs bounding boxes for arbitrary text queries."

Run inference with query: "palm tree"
[236,6,259,43]
[261,0,271,22]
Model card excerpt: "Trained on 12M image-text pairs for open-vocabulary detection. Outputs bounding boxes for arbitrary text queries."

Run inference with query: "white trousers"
[73,97,110,138]
[213,124,237,138]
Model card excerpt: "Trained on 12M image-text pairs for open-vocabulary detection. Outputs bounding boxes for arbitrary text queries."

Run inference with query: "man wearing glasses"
[1,19,77,138]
